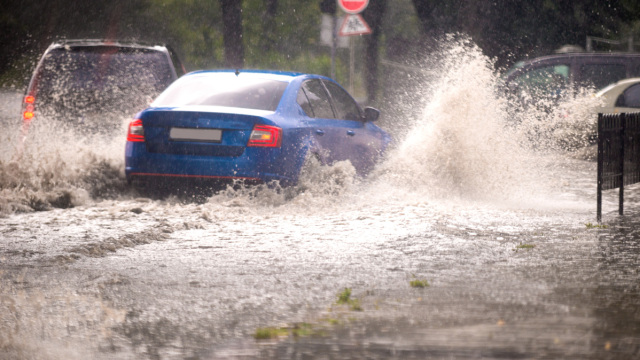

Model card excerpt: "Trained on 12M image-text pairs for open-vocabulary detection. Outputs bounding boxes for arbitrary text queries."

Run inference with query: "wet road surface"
[2,181,639,359]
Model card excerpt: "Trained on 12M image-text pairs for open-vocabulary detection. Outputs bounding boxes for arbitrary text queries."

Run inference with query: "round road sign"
[338,0,369,14]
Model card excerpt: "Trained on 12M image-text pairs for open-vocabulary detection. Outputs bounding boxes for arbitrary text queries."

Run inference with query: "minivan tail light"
[127,119,145,142]
[23,95,36,120]
[23,108,35,120]
[247,125,282,147]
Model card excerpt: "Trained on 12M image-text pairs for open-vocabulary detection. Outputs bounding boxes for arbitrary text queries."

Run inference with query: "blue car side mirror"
[364,107,380,122]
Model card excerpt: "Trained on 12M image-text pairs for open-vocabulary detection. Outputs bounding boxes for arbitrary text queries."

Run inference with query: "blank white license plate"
[170,128,222,142]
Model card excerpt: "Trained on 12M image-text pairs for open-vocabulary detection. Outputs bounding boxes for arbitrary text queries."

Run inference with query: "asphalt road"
[2,164,640,359]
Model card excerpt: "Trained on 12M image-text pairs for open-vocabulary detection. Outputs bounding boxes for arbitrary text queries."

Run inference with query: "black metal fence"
[597,112,640,221]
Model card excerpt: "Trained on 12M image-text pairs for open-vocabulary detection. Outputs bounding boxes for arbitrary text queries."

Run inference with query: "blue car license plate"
[169,128,222,142]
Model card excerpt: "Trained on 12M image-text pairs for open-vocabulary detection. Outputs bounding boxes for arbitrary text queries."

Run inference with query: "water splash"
[369,37,602,210]
[205,156,359,210]
[0,116,129,215]
[0,37,601,215]
[373,39,535,203]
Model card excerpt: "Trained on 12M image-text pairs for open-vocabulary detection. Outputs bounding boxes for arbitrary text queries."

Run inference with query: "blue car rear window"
[152,74,288,111]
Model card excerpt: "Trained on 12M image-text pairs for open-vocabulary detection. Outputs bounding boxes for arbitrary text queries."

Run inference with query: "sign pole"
[349,36,355,94]
[331,14,337,79]
[337,0,370,94]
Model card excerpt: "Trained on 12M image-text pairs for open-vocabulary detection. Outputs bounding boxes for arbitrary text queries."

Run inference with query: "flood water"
[1,42,639,359]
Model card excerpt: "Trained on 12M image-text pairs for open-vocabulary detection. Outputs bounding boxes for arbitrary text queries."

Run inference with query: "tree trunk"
[411,0,437,35]
[220,0,244,68]
[362,0,388,102]
[262,0,278,53]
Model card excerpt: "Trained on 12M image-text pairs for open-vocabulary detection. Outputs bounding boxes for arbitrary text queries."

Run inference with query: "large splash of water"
[0,37,601,215]
[371,37,601,208]
[0,116,130,215]
[374,39,526,201]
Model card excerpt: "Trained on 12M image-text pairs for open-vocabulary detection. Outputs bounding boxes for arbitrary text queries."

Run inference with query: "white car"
[561,78,640,160]
[596,77,640,114]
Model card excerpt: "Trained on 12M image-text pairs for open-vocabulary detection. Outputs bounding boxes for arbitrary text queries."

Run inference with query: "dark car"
[504,52,640,102]
[125,70,391,194]
[21,39,185,133]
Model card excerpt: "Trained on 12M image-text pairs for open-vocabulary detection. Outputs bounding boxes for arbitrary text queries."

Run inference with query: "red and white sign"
[338,0,369,14]
[338,14,372,36]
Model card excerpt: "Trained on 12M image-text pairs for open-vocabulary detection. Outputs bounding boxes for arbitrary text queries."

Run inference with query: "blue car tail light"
[127,119,145,142]
[247,125,282,148]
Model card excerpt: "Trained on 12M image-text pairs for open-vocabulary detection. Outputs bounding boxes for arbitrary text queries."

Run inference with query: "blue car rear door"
[297,79,342,164]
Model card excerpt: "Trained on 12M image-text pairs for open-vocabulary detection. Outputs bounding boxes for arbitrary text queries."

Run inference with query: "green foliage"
[0,53,37,88]
[410,279,429,288]
[245,51,335,76]
[291,322,314,337]
[144,0,225,70]
[585,222,609,229]
[516,243,535,249]
[325,317,340,325]
[254,323,322,340]
[411,0,640,68]
[254,326,289,339]
[243,0,320,62]
[142,0,345,77]
[336,288,363,311]
[4,0,640,96]
[383,0,421,42]
[349,298,363,311]
[514,243,536,251]
[336,288,352,305]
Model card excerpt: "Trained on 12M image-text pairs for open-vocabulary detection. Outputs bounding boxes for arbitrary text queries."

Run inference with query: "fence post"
[597,113,603,222]
[619,113,625,215]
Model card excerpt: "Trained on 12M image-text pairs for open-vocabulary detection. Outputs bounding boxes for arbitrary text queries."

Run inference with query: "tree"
[410,0,637,69]
[362,0,388,102]
[220,0,245,68]
[262,0,278,53]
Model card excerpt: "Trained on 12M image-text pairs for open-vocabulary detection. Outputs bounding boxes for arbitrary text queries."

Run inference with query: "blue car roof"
[185,69,316,82]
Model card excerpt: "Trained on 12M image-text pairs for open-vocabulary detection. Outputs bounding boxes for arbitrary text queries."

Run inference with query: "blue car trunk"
[142,110,263,157]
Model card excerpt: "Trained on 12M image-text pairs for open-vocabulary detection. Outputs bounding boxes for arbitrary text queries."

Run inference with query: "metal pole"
[349,36,355,94]
[597,113,603,222]
[331,14,337,80]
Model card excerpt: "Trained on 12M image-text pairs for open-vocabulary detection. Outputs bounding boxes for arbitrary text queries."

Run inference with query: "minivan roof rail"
[52,38,170,49]
[586,36,636,52]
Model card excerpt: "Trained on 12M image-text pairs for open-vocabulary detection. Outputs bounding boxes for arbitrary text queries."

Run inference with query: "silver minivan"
[504,52,640,102]
[21,39,185,133]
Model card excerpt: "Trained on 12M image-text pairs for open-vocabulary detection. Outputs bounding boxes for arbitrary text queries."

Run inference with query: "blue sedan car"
[125,70,391,193]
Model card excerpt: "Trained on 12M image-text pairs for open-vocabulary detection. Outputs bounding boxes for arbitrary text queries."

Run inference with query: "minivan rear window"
[580,64,627,89]
[37,47,174,96]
